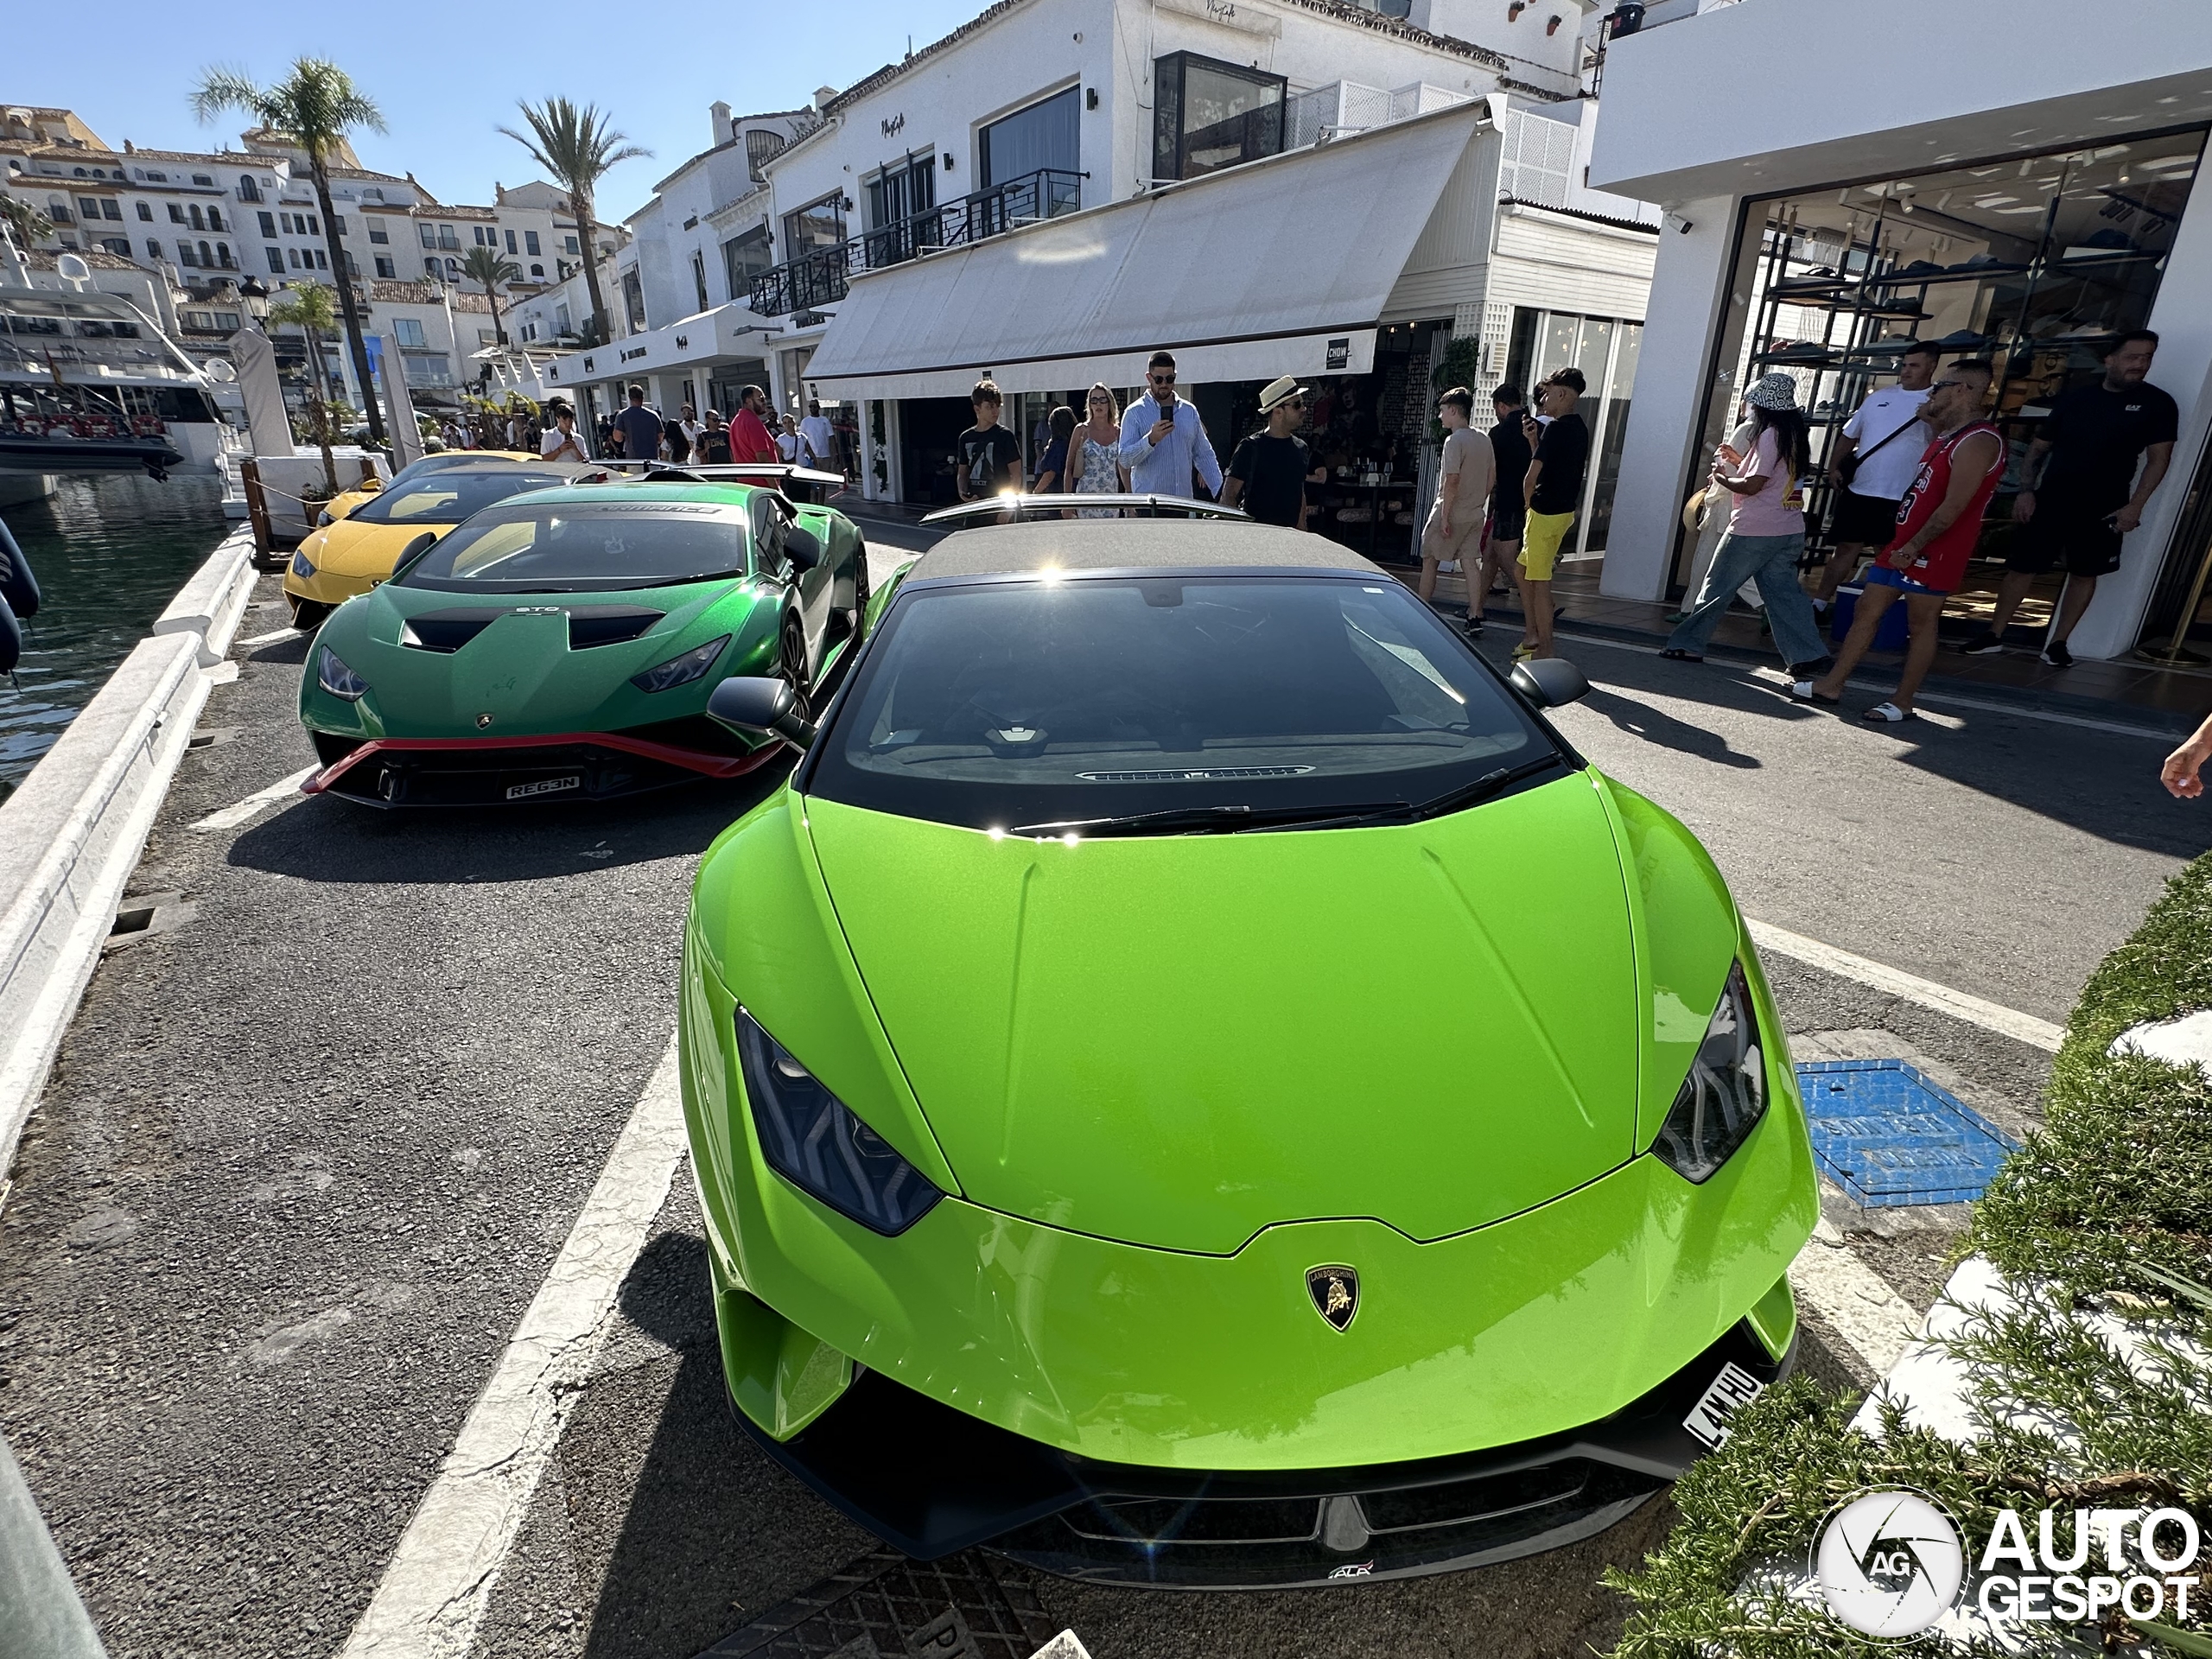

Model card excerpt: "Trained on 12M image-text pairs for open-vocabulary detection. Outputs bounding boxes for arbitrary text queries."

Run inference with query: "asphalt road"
[0,524,2200,1659]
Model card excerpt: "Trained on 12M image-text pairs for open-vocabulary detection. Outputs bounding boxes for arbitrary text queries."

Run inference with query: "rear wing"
[919,494,1250,526]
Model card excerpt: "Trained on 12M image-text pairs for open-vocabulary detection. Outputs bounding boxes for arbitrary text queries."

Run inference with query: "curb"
[0,527,257,1173]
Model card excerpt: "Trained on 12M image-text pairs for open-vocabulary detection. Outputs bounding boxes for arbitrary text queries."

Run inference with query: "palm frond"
[189,66,274,129]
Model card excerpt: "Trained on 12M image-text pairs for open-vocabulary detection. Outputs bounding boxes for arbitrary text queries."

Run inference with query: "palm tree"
[193,59,389,445]
[267,281,341,493]
[499,99,647,346]
[0,192,54,252]
[460,244,521,346]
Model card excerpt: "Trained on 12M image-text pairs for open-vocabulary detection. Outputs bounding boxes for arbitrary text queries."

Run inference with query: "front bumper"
[730,1311,1792,1587]
[303,729,782,806]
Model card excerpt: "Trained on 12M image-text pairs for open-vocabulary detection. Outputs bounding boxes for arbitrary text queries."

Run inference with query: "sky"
[10,0,992,219]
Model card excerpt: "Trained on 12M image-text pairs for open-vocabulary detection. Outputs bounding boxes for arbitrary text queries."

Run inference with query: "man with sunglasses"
[1119,350,1223,499]
[1221,376,1327,528]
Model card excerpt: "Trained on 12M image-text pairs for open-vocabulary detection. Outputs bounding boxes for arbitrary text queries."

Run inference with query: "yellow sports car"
[283,459,602,630]
[315,450,539,526]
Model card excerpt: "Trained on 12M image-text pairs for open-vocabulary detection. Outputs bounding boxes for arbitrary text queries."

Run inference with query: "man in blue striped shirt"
[1118,351,1223,499]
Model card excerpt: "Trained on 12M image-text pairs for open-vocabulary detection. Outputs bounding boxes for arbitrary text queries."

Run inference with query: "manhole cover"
[1796,1058,2020,1207]
[696,1548,1058,1659]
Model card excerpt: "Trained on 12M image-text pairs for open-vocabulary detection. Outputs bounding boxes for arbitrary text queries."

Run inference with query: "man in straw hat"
[1661,369,1829,676]
[1221,376,1328,529]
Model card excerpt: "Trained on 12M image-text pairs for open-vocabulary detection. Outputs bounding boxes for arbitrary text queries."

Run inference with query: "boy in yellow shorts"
[1515,368,1588,661]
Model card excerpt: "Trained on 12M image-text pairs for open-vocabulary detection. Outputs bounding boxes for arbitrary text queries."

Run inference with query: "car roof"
[539,481,764,507]
[906,519,1383,582]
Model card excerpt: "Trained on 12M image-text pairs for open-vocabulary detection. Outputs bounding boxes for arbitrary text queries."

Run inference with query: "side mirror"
[707,675,817,749]
[784,527,823,572]
[1510,658,1592,709]
[359,475,384,493]
[396,531,438,569]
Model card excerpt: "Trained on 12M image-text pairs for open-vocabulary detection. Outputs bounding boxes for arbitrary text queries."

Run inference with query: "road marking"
[340,1038,689,1658]
[234,626,300,648]
[1789,1224,1925,1377]
[1745,918,2064,1053]
[1553,629,2178,742]
[188,766,316,833]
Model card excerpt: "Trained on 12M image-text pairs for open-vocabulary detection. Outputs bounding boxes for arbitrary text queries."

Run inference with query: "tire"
[849,537,871,632]
[780,617,812,720]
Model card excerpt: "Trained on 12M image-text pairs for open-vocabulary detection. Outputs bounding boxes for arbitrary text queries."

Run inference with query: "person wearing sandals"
[1065,384,1128,518]
[1661,372,1828,675]
[1791,360,2004,724]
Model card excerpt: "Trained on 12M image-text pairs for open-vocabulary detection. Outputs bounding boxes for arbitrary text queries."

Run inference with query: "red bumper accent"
[302,730,784,796]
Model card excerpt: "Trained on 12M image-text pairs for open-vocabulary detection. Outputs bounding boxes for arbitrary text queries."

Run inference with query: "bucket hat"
[1745,371,1801,410]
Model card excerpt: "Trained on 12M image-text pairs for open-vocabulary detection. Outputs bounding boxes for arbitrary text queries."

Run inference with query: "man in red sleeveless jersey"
[1791,359,2004,723]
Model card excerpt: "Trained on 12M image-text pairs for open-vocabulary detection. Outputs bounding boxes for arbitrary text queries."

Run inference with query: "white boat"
[0,285,229,479]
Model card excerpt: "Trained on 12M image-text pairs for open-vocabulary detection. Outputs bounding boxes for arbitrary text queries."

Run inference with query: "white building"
[1589,0,2212,666]
[539,0,1662,548]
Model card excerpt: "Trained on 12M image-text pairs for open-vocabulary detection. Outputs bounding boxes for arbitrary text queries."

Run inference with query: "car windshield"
[807,575,1564,832]
[349,469,573,525]
[395,501,751,594]
[375,453,508,493]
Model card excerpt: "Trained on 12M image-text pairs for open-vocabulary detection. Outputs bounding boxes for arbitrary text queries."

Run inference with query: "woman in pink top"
[1661,371,1829,674]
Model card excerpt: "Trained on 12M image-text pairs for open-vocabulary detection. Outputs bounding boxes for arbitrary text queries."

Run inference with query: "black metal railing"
[751,168,1083,317]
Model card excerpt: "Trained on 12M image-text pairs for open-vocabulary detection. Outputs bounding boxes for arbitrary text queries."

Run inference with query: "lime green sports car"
[296,479,868,806]
[680,514,1817,1588]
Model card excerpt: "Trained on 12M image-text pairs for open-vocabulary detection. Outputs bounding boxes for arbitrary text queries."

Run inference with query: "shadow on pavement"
[222,760,793,884]
[575,1231,874,1659]
[1580,687,1764,770]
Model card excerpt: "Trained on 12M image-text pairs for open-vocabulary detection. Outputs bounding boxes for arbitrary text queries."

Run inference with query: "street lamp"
[239,274,270,327]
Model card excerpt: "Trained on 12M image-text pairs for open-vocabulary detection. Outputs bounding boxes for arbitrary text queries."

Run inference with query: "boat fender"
[0,517,37,620]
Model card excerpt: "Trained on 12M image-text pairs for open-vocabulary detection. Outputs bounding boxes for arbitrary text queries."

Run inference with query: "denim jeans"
[1666,529,1827,666]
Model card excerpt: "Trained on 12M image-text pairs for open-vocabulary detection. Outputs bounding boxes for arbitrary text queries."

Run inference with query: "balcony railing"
[750,167,1083,318]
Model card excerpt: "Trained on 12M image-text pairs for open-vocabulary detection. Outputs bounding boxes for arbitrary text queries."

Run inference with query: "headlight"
[316,645,369,702]
[735,1007,944,1236]
[315,509,334,527]
[291,549,317,578]
[1651,962,1768,1183]
[630,633,731,694]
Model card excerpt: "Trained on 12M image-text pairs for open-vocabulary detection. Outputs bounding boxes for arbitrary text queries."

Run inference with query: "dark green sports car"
[296,480,869,805]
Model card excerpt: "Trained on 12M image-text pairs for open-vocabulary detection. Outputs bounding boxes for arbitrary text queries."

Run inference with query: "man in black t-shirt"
[957,379,1025,513]
[1964,331,2177,667]
[1479,384,1534,622]
[1222,376,1327,529]
[1514,368,1590,661]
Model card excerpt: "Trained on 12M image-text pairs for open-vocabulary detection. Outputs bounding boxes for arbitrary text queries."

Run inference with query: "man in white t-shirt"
[799,400,837,474]
[1812,340,1936,610]
[677,403,704,455]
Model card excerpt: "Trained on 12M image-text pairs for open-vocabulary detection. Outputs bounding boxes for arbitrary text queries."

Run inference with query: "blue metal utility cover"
[1795,1058,2021,1208]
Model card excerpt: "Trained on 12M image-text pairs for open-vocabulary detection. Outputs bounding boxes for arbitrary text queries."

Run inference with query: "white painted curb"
[0,527,258,1173]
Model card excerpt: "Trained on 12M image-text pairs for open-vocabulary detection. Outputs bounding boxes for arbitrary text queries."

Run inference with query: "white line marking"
[1746,918,2064,1053]
[234,626,300,647]
[188,766,316,833]
[1789,1230,1925,1377]
[340,1039,688,1658]
[1553,629,2177,742]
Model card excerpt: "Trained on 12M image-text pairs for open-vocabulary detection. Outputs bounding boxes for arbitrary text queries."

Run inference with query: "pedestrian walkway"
[1421,558,2209,734]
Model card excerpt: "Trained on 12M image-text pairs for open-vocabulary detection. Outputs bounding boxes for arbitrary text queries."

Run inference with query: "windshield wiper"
[1388,753,1571,823]
[1007,800,1408,838]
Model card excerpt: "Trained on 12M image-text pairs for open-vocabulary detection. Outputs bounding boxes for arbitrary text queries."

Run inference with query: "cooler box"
[1831,583,1910,651]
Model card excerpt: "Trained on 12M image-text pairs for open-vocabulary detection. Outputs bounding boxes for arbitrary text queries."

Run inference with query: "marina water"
[0,474,228,801]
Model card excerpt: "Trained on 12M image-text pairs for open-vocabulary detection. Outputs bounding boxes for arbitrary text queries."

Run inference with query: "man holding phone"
[1119,350,1223,499]
[1962,331,2177,667]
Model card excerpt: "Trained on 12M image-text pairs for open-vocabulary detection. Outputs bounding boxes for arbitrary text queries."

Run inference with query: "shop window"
[1153,53,1285,183]
[1694,128,2207,620]
[980,88,1077,188]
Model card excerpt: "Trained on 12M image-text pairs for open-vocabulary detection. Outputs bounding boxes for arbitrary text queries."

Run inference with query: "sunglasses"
[1282,399,1306,410]
[1930,379,1972,391]
[1149,373,1176,385]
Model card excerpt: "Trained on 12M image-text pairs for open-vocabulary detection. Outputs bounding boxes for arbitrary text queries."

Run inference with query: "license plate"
[506,774,582,800]
[1682,1361,1765,1449]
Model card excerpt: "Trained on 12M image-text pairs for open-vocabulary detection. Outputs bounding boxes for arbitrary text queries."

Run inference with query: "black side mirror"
[396,531,438,569]
[1510,658,1592,709]
[707,676,817,748]
[784,527,823,571]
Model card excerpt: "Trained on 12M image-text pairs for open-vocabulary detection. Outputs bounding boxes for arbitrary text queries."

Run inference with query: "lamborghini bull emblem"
[1306,1265,1359,1332]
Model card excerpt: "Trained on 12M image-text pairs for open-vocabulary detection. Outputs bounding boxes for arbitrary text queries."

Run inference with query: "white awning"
[803,104,1486,400]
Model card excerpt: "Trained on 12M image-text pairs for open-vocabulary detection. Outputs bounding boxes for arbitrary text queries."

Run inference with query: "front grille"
[991,1459,1661,1588]
[323,742,696,806]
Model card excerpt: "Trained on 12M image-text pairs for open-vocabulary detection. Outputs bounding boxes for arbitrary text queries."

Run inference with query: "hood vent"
[568,607,664,650]
[397,608,509,653]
